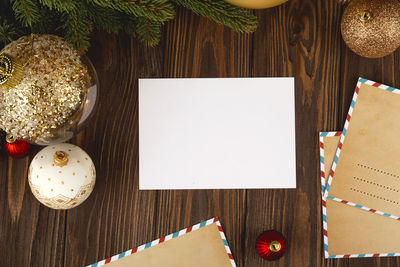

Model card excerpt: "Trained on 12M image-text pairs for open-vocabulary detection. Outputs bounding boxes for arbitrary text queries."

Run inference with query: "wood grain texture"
[0,147,65,267]
[1,0,400,266]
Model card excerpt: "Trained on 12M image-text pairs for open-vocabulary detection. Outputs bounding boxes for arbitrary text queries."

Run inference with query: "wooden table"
[2,1,400,266]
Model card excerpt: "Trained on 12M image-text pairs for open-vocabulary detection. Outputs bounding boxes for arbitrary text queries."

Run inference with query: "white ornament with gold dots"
[28,143,96,209]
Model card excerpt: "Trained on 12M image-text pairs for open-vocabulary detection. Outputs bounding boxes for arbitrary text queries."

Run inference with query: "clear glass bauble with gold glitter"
[28,143,96,209]
[0,34,99,145]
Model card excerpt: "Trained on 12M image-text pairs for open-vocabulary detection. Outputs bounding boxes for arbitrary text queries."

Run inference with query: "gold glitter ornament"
[341,0,400,58]
[0,34,99,145]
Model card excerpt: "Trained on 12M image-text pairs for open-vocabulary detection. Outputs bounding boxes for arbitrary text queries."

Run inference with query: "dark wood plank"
[63,32,162,266]
[246,0,343,266]
[3,1,400,266]
[0,149,65,267]
[155,6,252,267]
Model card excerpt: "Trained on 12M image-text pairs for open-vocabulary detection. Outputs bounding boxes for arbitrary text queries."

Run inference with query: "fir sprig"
[10,0,40,27]
[172,0,257,33]
[90,0,175,23]
[0,0,259,53]
[86,5,123,34]
[62,3,91,54]
[39,0,76,12]
[0,18,18,46]
[134,17,162,47]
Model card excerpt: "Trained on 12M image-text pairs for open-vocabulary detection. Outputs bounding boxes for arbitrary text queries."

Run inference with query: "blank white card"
[139,78,296,189]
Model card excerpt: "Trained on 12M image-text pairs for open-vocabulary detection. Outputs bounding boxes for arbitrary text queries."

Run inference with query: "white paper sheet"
[139,78,296,189]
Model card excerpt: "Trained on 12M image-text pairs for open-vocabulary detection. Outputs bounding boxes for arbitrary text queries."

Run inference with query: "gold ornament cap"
[269,241,282,252]
[359,11,373,23]
[0,54,24,90]
[5,134,16,144]
[54,151,69,167]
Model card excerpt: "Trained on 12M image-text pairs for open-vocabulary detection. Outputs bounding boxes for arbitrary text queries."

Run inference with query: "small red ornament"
[5,135,30,158]
[256,230,286,261]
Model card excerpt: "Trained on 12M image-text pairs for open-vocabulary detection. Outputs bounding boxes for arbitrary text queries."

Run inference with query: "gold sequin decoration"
[0,34,87,141]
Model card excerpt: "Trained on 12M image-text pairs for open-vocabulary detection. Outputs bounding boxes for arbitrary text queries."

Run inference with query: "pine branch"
[39,0,76,12]
[62,3,91,54]
[31,5,58,34]
[121,14,137,35]
[0,18,18,46]
[172,0,257,33]
[10,0,40,27]
[89,0,175,23]
[133,17,161,46]
[2,0,259,52]
[86,4,123,34]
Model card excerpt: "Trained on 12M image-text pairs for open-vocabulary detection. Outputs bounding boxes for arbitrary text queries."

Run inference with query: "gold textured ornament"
[0,54,24,90]
[341,0,400,58]
[0,34,99,145]
[224,0,288,9]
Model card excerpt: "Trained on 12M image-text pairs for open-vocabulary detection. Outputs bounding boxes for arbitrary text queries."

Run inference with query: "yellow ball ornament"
[225,0,288,9]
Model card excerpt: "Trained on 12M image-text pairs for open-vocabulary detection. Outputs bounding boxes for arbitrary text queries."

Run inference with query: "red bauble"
[256,230,286,261]
[5,135,30,158]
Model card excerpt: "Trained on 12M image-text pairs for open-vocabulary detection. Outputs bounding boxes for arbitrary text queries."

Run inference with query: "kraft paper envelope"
[88,218,235,267]
[325,78,400,219]
[139,78,296,189]
[320,132,400,257]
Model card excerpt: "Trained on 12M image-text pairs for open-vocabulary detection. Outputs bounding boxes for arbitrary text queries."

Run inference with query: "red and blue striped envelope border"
[323,77,400,223]
[320,131,400,258]
[88,217,236,267]
[319,131,341,195]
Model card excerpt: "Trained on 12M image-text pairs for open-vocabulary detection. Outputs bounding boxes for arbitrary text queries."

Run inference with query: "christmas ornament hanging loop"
[269,241,281,252]
[6,134,16,143]
[54,151,69,167]
[359,11,373,23]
